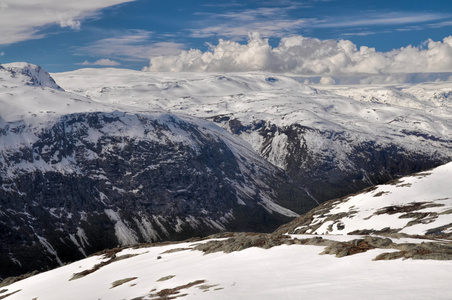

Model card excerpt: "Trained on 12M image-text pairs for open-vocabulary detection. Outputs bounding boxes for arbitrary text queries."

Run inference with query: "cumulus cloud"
[78,59,121,66]
[319,77,336,85]
[0,0,134,45]
[145,33,452,76]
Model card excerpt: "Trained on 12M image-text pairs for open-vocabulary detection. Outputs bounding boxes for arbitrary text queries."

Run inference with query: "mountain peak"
[2,62,63,91]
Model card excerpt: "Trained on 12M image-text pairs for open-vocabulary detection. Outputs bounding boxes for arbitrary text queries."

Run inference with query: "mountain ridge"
[276,161,452,238]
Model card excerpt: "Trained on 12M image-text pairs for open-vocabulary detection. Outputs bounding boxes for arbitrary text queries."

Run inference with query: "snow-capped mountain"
[0,63,314,280]
[2,162,452,299]
[3,62,63,91]
[53,68,452,202]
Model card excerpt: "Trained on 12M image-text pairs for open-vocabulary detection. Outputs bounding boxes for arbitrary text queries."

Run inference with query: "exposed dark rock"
[193,232,452,262]
[0,112,315,281]
[375,241,452,261]
[321,236,393,258]
[214,119,452,203]
[193,232,294,254]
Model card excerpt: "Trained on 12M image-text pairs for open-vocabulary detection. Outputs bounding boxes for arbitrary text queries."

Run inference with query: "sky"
[0,0,452,74]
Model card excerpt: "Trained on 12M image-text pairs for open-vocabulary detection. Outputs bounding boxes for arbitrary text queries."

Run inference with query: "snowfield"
[2,234,452,300]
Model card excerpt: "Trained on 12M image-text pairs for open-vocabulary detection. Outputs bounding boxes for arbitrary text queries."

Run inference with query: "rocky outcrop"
[190,232,452,261]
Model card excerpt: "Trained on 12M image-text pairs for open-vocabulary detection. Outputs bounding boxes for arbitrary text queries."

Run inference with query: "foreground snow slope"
[277,161,452,237]
[2,233,452,300]
[53,69,452,202]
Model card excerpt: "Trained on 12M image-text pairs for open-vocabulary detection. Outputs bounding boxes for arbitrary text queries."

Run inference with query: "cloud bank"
[144,33,452,77]
[0,0,134,45]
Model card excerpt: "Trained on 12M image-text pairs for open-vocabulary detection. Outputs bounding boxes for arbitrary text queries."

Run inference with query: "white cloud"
[77,30,186,62]
[0,0,135,45]
[189,6,307,39]
[145,33,452,76]
[78,59,121,66]
[319,76,335,85]
[190,19,306,39]
[312,12,451,28]
[0,52,4,56]
[188,7,452,41]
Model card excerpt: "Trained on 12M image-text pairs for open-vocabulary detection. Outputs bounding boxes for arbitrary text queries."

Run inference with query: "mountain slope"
[0,64,314,281]
[53,69,452,202]
[276,161,452,237]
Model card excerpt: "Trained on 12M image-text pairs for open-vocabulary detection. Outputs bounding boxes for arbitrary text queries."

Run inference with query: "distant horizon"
[1,0,452,74]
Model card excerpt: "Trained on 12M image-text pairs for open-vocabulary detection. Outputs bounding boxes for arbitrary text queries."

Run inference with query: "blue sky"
[1,0,451,73]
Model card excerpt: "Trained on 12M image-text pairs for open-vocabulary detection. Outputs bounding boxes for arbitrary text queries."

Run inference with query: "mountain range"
[1,62,452,284]
[53,68,452,202]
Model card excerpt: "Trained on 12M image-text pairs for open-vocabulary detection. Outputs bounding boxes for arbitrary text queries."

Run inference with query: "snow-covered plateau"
[1,62,452,293]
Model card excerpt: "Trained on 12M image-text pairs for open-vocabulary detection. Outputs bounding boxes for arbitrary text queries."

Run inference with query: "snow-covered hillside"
[2,161,452,300]
[53,68,452,202]
[2,236,452,300]
[277,161,452,237]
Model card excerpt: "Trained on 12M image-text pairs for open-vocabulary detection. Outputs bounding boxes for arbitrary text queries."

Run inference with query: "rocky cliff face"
[0,65,315,280]
[216,117,451,203]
